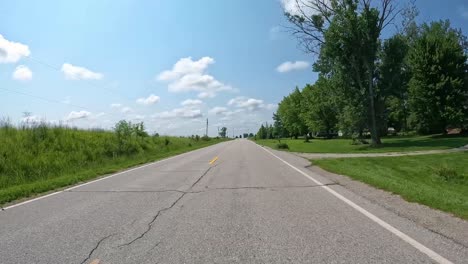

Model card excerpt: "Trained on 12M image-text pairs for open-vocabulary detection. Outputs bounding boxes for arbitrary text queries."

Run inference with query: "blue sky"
[1,0,467,136]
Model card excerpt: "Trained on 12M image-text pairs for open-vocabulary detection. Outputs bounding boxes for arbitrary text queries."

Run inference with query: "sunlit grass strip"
[314,152,468,219]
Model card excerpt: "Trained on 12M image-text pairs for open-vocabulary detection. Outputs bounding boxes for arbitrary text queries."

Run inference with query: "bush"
[434,166,463,182]
[351,133,369,145]
[276,143,289,149]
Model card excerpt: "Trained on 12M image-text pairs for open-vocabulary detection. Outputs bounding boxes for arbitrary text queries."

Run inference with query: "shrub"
[276,143,289,149]
[351,133,369,145]
[434,166,462,182]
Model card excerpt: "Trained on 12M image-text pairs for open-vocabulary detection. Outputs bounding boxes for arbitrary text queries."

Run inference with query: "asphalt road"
[1,139,467,264]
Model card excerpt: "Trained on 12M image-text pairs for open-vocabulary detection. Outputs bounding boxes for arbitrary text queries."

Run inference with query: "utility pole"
[206,118,208,137]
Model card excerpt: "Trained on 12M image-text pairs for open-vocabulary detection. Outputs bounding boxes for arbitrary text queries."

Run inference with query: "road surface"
[1,139,467,263]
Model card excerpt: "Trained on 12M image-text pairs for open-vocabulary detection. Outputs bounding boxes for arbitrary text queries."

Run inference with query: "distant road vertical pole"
[206,118,208,137]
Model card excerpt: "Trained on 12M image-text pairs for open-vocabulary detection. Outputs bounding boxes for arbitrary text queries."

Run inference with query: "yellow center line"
[209,156,218,165]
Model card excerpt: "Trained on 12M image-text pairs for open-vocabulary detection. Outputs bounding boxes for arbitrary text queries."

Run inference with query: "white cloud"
[181,99,203,107]
[281,0,304,16]
[21,115,42,123]
[66,110,91,121]
[136,94,160,105]
[228,96,265,111]
[157,56,232,98]
[12,65,32,81]
[209,106,228,115]
[154,107,203,119]
[133,115,145,120]
[61,63,103,80]
[281,0,328,16]
[110,103,132,114]
[158,56,214,80]
[265,103,278,110]
[121,107,133,114]
[0,34,30,63]
[226,97,277,113]
[276,61,310,73]
[95,112,106,118]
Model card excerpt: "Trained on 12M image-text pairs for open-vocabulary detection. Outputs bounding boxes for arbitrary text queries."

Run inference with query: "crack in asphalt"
[66,190,186,194]
[118,166,214,248]
[199,183,339,191]
[119,192,186,247]
[189,166,213,189]
[78,162,339,256]
[65,183,339,195]
[80,233,116,264]
[66,184,339,195]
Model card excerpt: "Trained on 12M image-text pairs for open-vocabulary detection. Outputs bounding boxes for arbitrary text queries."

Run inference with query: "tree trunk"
[367,64,382,146]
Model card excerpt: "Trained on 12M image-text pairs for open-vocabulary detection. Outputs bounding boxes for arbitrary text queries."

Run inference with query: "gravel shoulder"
[306,164,468,248]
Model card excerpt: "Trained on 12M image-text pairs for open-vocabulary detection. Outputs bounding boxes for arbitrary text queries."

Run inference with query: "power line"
[0,87,125,121]
[0,87,90,110]
[25,56,135,101]
[1,55,151,122]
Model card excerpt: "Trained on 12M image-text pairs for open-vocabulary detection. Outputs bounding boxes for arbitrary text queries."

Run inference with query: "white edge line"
[258,145,453,264]
[2,143,221,211]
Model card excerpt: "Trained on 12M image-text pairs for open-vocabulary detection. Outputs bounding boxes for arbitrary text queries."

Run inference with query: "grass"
[256,135,468,153]
[0,124,226,206]
[314,152,468,219]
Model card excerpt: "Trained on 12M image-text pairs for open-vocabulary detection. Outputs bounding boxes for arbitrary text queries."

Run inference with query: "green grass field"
[256,135,468,153]
[314,152,468,219]
[0,125,225,206]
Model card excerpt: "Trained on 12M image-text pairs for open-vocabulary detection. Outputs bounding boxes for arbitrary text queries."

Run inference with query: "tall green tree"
[277,88,307,138]
[378,34,411,132]
[256,124,268,139]
[219,127,227,138]
[286,0,399,146]
[408,20,468,134]
[301,78,338,138]
[272,113,287,138]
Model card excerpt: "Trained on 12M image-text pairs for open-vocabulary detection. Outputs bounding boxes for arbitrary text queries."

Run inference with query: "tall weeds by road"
[0,120,222,205]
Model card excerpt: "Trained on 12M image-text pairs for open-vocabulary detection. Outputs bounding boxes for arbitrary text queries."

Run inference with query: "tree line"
[258,0,468,145]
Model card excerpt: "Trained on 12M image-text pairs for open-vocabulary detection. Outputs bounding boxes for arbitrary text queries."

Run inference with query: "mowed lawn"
[314,152,468,219]
[256,135,468,153]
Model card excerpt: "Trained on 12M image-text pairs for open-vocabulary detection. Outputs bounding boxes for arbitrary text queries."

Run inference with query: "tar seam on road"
[256,143,454,264]
[64,184,338,194]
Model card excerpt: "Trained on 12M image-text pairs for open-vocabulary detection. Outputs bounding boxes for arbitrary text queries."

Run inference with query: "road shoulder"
[307,164,468,248]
